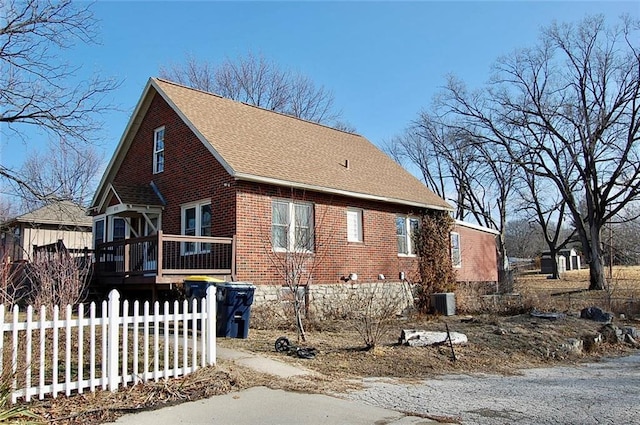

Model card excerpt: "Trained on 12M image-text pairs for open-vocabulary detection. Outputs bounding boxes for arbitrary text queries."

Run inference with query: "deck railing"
[95,231,235,282]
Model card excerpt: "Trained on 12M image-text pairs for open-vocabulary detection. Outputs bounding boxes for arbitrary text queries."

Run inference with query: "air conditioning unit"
[431,292,456,316]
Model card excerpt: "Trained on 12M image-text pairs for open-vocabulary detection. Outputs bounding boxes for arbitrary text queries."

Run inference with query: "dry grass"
[514,266,640,317]
[219,313,638,381]
[11,266,640,424]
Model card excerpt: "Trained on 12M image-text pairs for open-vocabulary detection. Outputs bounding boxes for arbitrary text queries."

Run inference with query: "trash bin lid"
[184,276,225,283]
[218,281,256,289]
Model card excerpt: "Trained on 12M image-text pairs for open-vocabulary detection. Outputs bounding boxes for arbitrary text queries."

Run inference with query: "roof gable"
[9,201,91,227]
[92,78,452,211]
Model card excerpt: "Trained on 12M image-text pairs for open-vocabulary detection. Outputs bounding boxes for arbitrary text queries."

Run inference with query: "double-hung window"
[396,215,419,255]
[272,200,313,252]
[347,208,363,243]
[451,232,462,267]
[112,217,126,241]
[181,201,212,254]
[94,217,105,248]
[153,127,165,174]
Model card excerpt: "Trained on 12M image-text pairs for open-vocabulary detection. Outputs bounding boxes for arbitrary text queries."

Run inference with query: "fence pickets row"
[0,287,217,404]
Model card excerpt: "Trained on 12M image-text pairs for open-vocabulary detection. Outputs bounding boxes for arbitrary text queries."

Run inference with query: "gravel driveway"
[347,354,640,425]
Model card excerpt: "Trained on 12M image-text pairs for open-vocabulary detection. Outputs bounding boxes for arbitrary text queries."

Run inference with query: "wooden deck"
[93,231,236,289]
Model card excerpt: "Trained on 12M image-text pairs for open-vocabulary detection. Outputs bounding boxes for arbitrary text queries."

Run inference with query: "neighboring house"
[0,201,93,261]
[451,220,500,285]
[89,78,496,301]
[541,248,581,274]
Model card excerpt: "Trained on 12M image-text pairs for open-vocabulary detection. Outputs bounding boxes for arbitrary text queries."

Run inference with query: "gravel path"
[346,354,640,425]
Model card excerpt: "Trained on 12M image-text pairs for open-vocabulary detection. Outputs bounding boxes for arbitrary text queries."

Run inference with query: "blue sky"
[1,1,638,177]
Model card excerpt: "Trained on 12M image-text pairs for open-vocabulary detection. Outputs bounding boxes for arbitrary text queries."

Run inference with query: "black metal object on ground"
[274,336,317,359]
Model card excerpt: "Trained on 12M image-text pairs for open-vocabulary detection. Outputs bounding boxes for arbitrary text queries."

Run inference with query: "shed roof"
[8,201,91,227]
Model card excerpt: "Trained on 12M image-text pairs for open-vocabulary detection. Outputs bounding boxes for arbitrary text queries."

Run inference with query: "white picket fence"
[0,287,217,404]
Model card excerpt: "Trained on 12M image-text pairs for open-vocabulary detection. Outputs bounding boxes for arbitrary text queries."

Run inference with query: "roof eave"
[234,172,453,212]
[91,79,157,209]
[455,219,501,235]
[13,218,92,227]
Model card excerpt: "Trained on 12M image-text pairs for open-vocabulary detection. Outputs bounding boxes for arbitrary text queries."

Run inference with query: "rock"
[620,327,638,339]
[624,334,638,346]
[400,329,468,347]
[582,333,603,352]
[530,310,565,320]
[580,306,613,323]
[600,324,624,343]
[493,328,507,335]
[560,338,583,355]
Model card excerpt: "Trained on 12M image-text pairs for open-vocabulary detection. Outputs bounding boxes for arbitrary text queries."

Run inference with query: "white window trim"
[396,215,419,257]
[153,126,165,174]
[181,200,211,254]
[347,208,363,243]
[451,232,462,268]
[108,216,129,241]
[272,199,314,253]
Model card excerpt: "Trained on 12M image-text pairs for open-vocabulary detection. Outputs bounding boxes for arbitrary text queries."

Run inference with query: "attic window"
[153,127,165,174]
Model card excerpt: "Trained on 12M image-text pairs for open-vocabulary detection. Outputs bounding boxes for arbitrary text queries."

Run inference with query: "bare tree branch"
[0,0,119,201]
[160,51,344,127]
[439,15,640,290]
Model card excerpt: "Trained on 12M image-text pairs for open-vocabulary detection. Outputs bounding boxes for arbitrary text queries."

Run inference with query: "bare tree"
[504,218,546,259]
[606,207,640,267]
[515,166,576,278]
[439,15,640,290]
[390,112,518,289]
[0,0,118,201]
[262,193,333,342]
[0,252,28,308]
[160,52,343,126]
[13,140,102,210]
[27,248,90,313]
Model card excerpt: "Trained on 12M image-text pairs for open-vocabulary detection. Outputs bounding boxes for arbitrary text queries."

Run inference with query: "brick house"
[451,220,499,286]
[89,78,497,302]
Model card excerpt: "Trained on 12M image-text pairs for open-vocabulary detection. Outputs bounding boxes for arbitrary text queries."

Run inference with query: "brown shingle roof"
[154,78,451,210]
[11,201,92,227]
[112,183,165,206]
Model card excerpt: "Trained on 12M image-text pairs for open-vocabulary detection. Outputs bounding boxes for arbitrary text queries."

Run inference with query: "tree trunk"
[294,296,306,342]
[549,247,560,279]
[588,225,606,291]
[496,234,511,293]
[588,250,606,291]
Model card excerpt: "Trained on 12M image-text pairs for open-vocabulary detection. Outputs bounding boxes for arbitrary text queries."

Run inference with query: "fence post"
[108,289,120,392]
[206,284,216,366]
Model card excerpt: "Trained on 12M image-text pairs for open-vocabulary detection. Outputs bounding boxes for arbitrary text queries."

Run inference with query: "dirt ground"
[26,311,639,424]
[22,267,640,424]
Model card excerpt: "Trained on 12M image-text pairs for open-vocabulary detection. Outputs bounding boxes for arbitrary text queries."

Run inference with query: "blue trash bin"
[184,276,223,311]
[216,282,256,338]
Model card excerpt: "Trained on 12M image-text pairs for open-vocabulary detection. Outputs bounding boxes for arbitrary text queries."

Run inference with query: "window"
[181,201,211,253]
[396,215,419,255]
[112,218,126,241]
[347,208,363,243]
[272,200,313,252]
[451,232,461,267]
[153,127,165,174]
[94,218,105,247]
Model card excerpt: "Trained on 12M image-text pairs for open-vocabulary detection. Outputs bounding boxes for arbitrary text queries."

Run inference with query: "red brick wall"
[234,183,421,285]
[453,224,498,283]
[113,92,236,237]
